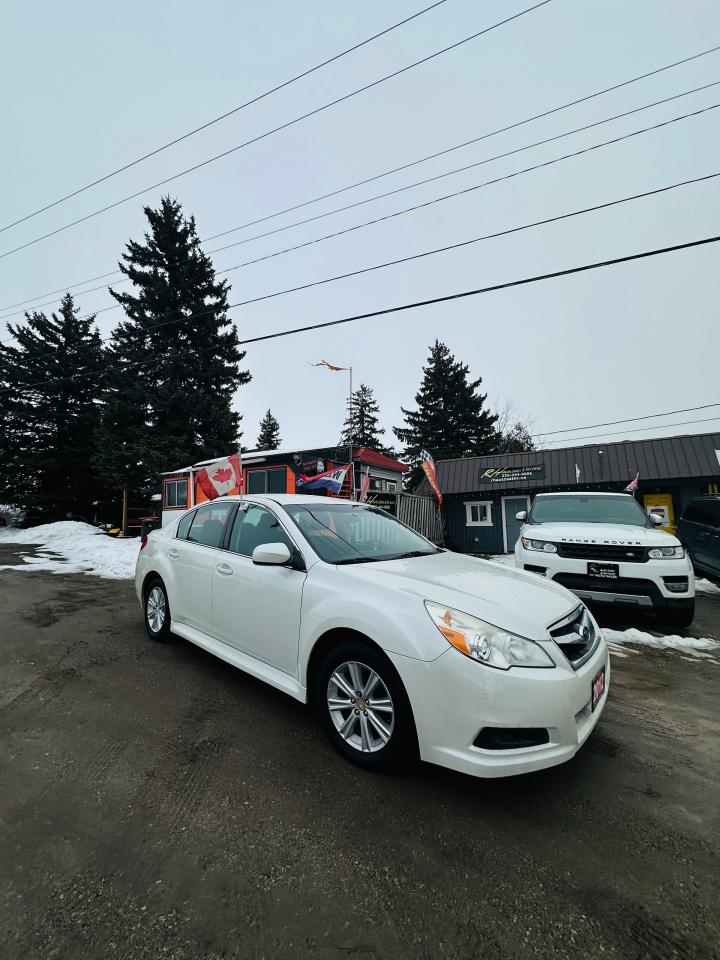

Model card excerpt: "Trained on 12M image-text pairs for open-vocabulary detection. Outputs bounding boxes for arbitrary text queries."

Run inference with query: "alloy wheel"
[147,586,166,633]
[327,660,395,753]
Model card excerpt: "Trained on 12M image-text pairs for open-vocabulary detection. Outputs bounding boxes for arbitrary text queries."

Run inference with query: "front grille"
[556,543,647,563]
[548,605,600,670]
[553,573,658,599]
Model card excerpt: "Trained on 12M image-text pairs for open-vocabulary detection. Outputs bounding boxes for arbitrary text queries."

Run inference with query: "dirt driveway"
[1,553,719,960]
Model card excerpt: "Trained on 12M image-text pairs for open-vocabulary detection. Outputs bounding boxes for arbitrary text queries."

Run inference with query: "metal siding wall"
[445,496,504,554]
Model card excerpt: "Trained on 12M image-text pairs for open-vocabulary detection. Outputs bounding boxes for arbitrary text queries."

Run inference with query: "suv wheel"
[315,640,416,771]
[663,602,695,631]
[144,578,172,642]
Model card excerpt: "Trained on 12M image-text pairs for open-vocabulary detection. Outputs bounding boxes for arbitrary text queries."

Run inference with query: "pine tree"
[0,294,105,517]
[94,196,250,497]
[498,421,535,453]
[394,340,499,474]
[340,383,392,453]
[257,409,281,450]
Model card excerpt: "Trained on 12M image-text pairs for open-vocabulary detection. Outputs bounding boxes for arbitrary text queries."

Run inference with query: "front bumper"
[387,636,609,778]
[515,547,694,609]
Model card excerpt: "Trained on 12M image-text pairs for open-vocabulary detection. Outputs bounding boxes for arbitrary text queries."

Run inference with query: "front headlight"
[521,537,558,553]
[424,601,554,670]
[648,545,685,558]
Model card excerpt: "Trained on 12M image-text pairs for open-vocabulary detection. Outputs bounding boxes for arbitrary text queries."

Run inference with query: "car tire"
[144,578,172,642]
[663,603,695,631]
[315,639,417,772]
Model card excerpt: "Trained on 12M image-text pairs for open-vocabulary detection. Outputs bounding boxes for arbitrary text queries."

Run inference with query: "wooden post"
[122,488,128,536]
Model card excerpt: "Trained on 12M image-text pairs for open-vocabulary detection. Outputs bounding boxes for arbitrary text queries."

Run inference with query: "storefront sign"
[478,464,546,484]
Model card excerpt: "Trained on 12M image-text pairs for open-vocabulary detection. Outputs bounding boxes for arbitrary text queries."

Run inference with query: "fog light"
[664,576,689,593]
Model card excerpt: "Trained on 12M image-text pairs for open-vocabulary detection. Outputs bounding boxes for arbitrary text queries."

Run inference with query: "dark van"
[677,496,720,582]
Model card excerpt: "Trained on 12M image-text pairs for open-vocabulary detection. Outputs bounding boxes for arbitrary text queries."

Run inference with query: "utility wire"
[543,415,720,445]
[0,1,554,261]
[2,97,715,330]
[4,42,719,317]
[535,402,720,436]
[2,168,717,354]
[12,235,720,392]
[0,1,451,235]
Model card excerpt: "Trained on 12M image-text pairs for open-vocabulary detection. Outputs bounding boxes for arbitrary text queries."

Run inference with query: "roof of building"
[162,444,407,476]
[353,447,409,472]
[425,432,720,495]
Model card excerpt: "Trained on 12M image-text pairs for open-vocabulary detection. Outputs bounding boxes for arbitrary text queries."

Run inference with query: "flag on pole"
[420,449,442,506]
[309,360,349,371]
[297,464,350,494]
[575,463,582,483]
[195,454,242,501]
[625,472,639,493]
[359,465,370,503]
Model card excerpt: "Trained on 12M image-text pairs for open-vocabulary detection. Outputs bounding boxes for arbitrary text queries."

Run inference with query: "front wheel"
[144,578,172,642]
[662,602,695,631]
[315,640,417,771]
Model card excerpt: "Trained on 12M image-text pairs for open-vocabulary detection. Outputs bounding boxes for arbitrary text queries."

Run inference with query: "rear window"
[176,510,194,540]
[684,499,720,528]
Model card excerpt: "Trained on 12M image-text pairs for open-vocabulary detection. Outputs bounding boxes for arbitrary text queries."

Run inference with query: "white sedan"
[136,494,609,778]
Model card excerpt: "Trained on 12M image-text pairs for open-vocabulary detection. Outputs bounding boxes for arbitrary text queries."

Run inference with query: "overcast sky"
[2,0,719,455]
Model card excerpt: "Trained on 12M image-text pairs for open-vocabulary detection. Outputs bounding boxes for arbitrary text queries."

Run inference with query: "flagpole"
[348,365,354,499]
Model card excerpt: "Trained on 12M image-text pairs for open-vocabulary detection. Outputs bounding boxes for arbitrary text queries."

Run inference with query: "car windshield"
[283,502,440,564]
[528,495,652,527]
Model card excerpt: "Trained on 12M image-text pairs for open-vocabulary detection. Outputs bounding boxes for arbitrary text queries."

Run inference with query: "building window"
[164,479,188,509]
[465,501,492,526]
[247,468,287,494]
[369,477,398,493]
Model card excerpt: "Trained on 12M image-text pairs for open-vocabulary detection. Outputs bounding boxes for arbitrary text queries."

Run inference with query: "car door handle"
[167,548,179,559]
[216,562,233,576]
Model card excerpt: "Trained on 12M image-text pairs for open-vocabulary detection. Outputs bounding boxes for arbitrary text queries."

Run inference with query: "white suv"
[514,492,695,629]
[136,494,608,779]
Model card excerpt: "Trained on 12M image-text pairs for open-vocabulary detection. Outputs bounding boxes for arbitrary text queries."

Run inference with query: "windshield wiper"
[334,556,385,565]
[384,549,440,560]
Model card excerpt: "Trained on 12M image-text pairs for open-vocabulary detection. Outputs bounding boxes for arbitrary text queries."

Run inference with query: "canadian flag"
[195,454,242,501]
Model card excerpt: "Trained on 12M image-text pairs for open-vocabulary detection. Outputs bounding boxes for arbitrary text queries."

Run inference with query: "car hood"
[522,522,680,546]
[336,550,578,639]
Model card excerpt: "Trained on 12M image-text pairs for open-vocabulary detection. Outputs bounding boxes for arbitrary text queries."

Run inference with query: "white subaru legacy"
[136,494,608,778]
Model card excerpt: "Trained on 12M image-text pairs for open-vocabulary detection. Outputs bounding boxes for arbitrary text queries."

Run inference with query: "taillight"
[140,534,148,550]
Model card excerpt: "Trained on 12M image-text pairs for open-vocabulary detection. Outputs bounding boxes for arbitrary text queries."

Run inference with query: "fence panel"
[396,493,445,543]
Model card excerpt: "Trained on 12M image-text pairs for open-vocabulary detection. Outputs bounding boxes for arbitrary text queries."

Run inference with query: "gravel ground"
[1,546,719,960]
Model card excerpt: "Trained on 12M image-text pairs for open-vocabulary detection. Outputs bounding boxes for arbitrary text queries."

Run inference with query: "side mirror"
[515,511,527,522]
[649,512,664,527]
[252,542,291,566]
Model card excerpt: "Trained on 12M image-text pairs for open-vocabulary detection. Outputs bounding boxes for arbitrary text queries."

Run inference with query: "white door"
[169,500,234,633]
[211,503,306,676]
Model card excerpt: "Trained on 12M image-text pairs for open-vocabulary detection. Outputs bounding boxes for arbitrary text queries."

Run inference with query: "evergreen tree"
[340,383,392,453]
[394,340,499,477]
[0,294,105,517]
[95,196,250,497]
[257,409,281,450]
[498,421,535,453]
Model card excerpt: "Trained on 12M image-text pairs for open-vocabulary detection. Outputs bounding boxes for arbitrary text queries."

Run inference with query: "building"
[160,444,408,526]
[432,432,720,555]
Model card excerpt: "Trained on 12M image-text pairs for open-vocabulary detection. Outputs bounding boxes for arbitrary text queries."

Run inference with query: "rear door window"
[176,510,195,540]
[704,500,720,529]
[187,502,234,548]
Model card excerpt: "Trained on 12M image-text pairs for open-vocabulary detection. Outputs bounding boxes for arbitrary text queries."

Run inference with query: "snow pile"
[0,521,139,579]
[695,577,720,596]
[603,627,719,661]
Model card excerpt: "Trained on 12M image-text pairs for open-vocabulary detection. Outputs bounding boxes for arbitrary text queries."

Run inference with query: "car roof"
[217,494,366,507]
[534,491,632,498]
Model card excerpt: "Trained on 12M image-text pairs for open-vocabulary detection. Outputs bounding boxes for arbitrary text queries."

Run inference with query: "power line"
[4,42,719,318]
[12,234,720,392]
[0,0,554,262]
[0,1,451,236]
[543,415,720,445]
[535,401,720,437]
[2,168,718,354]
[3,98,715,333]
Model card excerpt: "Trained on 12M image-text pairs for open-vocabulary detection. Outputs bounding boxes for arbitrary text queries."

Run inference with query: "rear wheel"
[315,639,416,771]
[144,578,172,642]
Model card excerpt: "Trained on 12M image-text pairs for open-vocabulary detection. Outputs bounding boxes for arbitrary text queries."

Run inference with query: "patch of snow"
[695,577,720,596]
[483,553,516,567]
[0,521,138,579]
[603,627,720,662]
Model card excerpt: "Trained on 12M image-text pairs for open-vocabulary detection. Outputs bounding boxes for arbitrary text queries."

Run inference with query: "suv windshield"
[528,495,652,527]
[284,502,440,564]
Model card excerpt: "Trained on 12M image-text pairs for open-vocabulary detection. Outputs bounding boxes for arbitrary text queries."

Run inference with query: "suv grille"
[556,543,646,563]
[548,605,600,670]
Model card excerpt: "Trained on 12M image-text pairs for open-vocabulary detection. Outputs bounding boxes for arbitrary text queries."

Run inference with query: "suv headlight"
[424,601,554,670]
[648,545,685,558]
[521,537,558,553]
